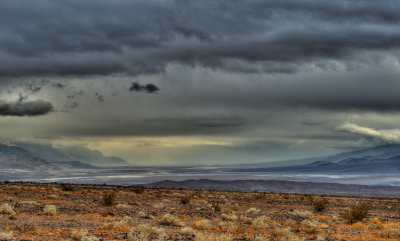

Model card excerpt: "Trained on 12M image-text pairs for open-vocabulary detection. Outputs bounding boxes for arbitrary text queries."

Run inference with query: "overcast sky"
[1,0,400,165]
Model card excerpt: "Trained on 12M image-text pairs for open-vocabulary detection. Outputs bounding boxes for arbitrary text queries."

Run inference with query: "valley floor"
[0,182,399,240]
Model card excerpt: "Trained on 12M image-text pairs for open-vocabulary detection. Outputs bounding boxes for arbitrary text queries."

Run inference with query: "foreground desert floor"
[0,182,399,240]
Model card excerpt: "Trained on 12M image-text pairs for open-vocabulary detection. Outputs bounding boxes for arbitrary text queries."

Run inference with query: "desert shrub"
[246,207,261,214]
[60,183,74,191]
[154,203,164,209]
[103,191,115,206]
[132,186,145,194]
[313,198,328,213]
[193,219,213,230]
[252,215,270,229]
[239,215,253,224]
[127,224,168,241]
[301,219,319,233]
[18,200,40,205]
[271,228,304,241]
[180,227,195,236]
[43,205,57,216]
[194,233,232,241]
[116,203,131,209]
[342,202,369,224]
[293,210,312,218]
[137,211,154,219]
[0,203,15,215]
[221,213,238,221]
[211,201,221,211]
[180,195,192,205]
[0,231,14,240]
[71,229,99,241]
[111,216,134,228]
[159,214,184,227]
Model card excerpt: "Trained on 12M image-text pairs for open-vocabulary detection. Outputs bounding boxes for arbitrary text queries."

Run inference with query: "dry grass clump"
[71,229,99,241]
[239,215,253,224]
[60,183,74,191]
[252,215,270,229]
[18,200,40,205]
[293,210,312,218]
[271,228,305,241]
[180,195,192,205]
[127,224,168,241]
[102,191,115,206]
[132,186,145,194]
[301,219,319,233]
[246,207,261,214]
[194,233,232,241]
[43,205,57,216]
[158,214,184,227]
[137,211,154,219]
[193,219,213,230]
[111,216,134,228]
[342,202,369,224]
[180,227,195,236]
[221,213,238,221]
[154,203,164,209]
[0,203,15,215]
[0,231,14,240]
[313,198,329,213]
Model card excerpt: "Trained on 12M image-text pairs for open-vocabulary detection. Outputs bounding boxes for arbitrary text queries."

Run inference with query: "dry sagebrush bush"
[43,205,57,216]
[293,210,313,218]
[221,213,238,221]
[0,203,15,215]
[193,219,213,230]
[246,207,261,214]
[271,228,305,241]
[252,215,270,229]
[194,233,232,241]
[313,198,329,213]
[0,231,14,240]
[71,229,99,241]
[102,191,115,206]
[18,200,40,205]
[127,224,168,241]
[239,215,253,224]
[342,202,369,224]
[180,195,192,205]
[158,214,184,227]
[301,219,319,233]
[111,216,134,228]
[180,227,195,236]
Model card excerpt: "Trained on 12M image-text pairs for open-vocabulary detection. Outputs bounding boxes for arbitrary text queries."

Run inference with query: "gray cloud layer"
[0,0,399,77]
[0,100,53,116]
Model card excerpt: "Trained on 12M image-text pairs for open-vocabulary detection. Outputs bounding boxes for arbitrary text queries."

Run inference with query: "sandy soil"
[0,182,399,240]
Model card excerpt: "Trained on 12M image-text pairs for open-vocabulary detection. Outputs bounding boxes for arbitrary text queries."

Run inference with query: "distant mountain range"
[225,144,400,173]
[0,142,128,171]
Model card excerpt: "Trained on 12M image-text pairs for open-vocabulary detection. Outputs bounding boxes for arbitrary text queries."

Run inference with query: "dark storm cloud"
[147,116,244,128]
[0,100,53,116]
[129,83,160,93]
[0,0,399,77]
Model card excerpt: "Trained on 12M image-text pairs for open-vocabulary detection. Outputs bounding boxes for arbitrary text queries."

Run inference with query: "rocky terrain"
[0,182,399,240]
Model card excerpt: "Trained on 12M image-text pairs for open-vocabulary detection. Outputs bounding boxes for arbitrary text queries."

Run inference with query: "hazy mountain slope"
[0,143,58,171]
[0,143,98,170]
[14,142,128,166]
[60,146,128,166]
[225,144,400,173]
